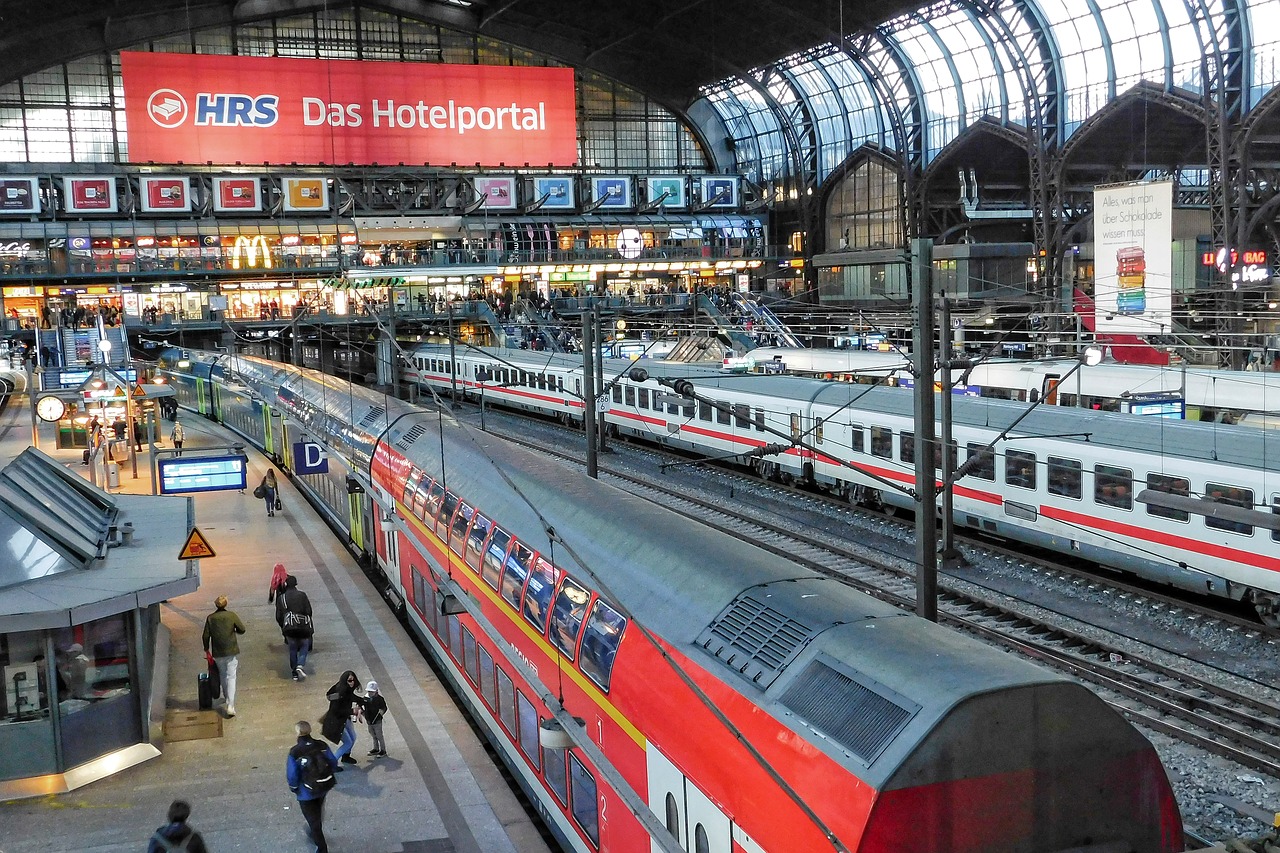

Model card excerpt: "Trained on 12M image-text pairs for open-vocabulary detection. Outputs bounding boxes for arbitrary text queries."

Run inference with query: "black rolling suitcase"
[197,673,214,710]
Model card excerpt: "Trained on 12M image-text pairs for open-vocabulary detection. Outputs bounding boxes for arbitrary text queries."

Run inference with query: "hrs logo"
[194,93,279,127]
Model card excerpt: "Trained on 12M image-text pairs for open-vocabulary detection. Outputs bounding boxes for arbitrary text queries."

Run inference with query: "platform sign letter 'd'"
[294,442,329,475]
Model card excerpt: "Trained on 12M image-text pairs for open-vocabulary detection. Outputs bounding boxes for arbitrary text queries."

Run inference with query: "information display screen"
[159,455,248,494]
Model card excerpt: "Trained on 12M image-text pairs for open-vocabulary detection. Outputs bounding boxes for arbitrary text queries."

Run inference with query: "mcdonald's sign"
[229,235,273,270]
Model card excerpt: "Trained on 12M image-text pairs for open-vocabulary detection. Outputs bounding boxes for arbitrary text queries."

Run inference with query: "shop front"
[0,447,197,799]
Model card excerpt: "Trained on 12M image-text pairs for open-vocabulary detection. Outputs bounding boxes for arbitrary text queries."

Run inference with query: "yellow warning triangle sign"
[179,527,216,560]
[132,384,147,398]
[112,386,126,397]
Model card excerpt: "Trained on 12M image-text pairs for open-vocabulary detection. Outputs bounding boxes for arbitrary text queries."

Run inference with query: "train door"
[647,746,732,853]
[1042,373,1062,406]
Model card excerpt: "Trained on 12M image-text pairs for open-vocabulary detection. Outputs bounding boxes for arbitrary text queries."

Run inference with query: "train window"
[411,566,427,620]
[436,492,459,539]
[483,527,511,589]
[638,388,650,408]
[543,740,569,804]
[1205,483,1254,534]
[1047,457,1082,498]
[850,424,864,453]
[569,754,600,845]
[501,542,533,608]
[965,443,995,480]
[665,793,680,839]
[871,427,892,459]
[516,691,541,768]
[479,645,497,709]
[667,395,680,415]
[695,825,710,853]
[497,667,517,736]
[1273,496,1280,543]
[463,626,479,684]
[539,374,548,391]
[653,392,665,413]
[412,479,431,519]
[402,469,422,507]
[814,417,824,443]
[449,502,474,553]
[611,385,622,403]
[1146,474,1190,521]
[522,557,559,634]
[550,578,590,659]
[1095,465,1133,510]
[625,385,635,406]
[465,513,491,570]
[447,614,462,657]
[934,440,956,473]
[424,481,445,521]
[579,599,626,691]
[1005,450,1037,490]
[755,408,766,431]
[735,404,750,428]
[699,400,712,421]
[683,399,695,418]
[899,431,914,464]
[716,402,731,425]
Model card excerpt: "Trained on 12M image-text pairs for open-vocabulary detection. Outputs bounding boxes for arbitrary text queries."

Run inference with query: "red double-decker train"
[167,350,1184,853]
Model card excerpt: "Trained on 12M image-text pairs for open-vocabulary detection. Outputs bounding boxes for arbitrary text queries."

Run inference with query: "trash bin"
[106,462,120,490]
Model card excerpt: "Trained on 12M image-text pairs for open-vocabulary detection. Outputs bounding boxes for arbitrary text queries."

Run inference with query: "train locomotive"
[404,343,1280,626]
[161,348,1181,853]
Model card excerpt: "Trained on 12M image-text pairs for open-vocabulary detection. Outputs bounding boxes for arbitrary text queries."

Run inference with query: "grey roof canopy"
[0,448,198,631]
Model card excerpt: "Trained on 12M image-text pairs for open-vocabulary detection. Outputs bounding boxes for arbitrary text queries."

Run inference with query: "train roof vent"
[395,423,428,449]
[696,592,816,689]
[357,405,387,431]
[778,659,918,766]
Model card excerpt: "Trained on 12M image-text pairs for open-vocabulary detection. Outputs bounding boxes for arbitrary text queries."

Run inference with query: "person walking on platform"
[287,720,337,853]
[276,574,314,681]
[267,561,289,603]
[170,419,184,457]
[259,469,279,517]
[322,670,365,766]
[364,680,388,757]
[147,799,209,853]
[202,595,246,718]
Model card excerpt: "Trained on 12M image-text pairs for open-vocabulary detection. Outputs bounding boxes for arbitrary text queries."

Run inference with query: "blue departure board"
[158,455,248,494]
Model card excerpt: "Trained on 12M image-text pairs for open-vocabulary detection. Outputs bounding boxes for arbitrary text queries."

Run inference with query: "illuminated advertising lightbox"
[1093,180,1172,335]
[139,176,192,212]
[282,177,328,212]
[120,52,579,167]
[63,177,117,213]
[534,176,574,210]
[213,176,262,212]
[592,176,631,209]
[474,176,517,210]
[0,178,39,213]
[646,176,686,209]
[699,176,739,208]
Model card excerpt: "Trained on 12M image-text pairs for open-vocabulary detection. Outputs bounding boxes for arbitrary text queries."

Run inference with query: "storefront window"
[0,630,57,780]
[52,613,133,715]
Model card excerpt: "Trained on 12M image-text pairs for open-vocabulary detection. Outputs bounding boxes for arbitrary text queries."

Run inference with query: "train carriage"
[403,344,1280,624]
[167,348,1183,853]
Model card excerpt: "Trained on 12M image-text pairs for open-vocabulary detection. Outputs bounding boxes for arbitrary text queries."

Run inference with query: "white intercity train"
[405,343,1280,626]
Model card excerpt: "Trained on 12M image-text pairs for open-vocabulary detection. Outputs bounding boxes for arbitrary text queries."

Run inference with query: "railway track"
[480,415,1280,781]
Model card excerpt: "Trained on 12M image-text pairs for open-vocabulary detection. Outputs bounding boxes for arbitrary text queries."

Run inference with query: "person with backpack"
[287,720,338,853]
[147,799,209,853]
[275,574,314,681]
[170,419,184,457]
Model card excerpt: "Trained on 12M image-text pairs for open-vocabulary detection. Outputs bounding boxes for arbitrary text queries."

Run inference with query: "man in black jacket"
[275,575,314,681]
[286,720,337,853]
[147,799,209,853]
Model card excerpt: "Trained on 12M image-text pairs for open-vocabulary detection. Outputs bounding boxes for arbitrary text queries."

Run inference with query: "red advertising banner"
[120,52,579,167]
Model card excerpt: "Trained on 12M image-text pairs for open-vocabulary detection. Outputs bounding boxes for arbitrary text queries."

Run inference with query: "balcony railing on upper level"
[0,242,778,279]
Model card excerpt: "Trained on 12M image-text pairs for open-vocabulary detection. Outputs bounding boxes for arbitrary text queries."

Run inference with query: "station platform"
[0,403,553,853]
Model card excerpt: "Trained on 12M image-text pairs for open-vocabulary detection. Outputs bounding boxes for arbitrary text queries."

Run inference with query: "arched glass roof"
[701,0,1280,184]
